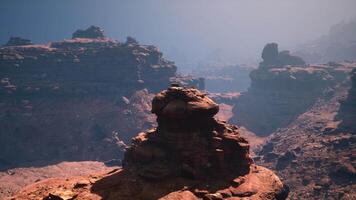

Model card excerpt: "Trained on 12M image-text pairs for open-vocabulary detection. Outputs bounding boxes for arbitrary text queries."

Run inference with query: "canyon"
[0,26,202,170]
[9,86,288,200]
[227,44,356,199]
[0,26,355,199]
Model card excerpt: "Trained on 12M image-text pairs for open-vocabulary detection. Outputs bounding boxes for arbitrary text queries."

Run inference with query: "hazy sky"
[1,0,355,69]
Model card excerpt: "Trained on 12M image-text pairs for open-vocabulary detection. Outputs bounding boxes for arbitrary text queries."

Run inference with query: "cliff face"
[235,45,356,199]
[231,44,354,136]
[336,68,356,133]
[10,87,288,200]
[255,69,356,199]
[0,38,176,95]
[0,27,203,168]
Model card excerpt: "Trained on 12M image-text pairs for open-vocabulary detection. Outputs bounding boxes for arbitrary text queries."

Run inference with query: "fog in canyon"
[1,0,356,71]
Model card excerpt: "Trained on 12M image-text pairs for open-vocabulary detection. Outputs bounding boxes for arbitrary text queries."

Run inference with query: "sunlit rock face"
[10,86,288,200]
[0,26,204,167]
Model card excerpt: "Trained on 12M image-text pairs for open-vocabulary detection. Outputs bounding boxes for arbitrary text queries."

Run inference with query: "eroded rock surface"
[0,26,202,169]
[124,86,251,179]
[72,25,105,39]
[231,60,355,136]
[256,76,356,199]
[10,87,287,200]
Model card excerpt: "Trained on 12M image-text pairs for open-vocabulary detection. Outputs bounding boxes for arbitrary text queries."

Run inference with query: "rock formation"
[231,45,355,136]
[3,37,32,46]
[10,86,288,200]
[72,25,105,39]
[0,26,202,168]
[255,66,356,199]
[261,43,279,65]
[260,43,305,67]
[124,86,252,179]
[224,46,356,199]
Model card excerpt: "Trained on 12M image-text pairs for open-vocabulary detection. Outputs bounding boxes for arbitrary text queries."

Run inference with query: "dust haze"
[1,0,355,70]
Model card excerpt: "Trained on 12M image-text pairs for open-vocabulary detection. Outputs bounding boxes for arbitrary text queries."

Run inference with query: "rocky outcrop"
[0,33,177,95]
[169,75,205,90]
[260,43,305,67]
[10,86,288,200]
[3,37,33,47]
[231,47,355,136]
[124,86,251,179]
[0,26,202,168]
[255,75,356,199]
[72,25,105,39]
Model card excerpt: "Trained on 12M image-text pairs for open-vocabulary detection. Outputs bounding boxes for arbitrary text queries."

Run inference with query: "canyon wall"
[230,44,354,136]
[255,67,356,199]
[0,26,203,168]
[336,68,356,133]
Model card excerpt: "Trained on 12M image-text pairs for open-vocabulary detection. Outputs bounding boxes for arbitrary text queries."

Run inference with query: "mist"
[1,0,355,70]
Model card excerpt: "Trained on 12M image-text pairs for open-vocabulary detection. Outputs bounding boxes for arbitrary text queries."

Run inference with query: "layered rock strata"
[0,26,202,167]
[10,86,288,200]
[255,71,356,199]
[232,57,355,136]
[123,86,252,179]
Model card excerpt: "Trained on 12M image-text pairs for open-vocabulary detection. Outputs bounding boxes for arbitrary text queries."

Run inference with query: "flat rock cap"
[152,86,219,118]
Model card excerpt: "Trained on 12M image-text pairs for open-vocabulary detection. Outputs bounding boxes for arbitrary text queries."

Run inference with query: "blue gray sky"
[1,0,355,69]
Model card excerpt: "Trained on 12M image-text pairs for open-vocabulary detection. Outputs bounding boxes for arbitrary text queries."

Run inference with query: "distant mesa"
[125,36,139,45]
[261,43,306,67]
[0,25,204,175]
[72,25,105,39]
[4,37,33,47]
